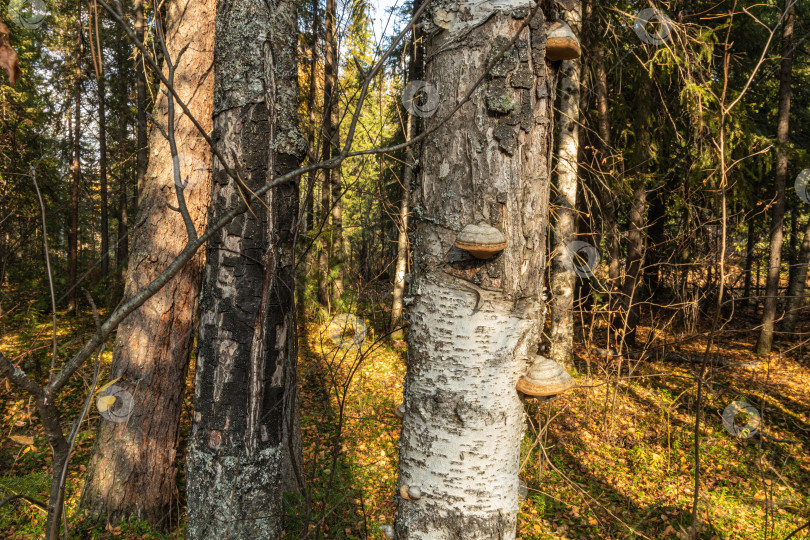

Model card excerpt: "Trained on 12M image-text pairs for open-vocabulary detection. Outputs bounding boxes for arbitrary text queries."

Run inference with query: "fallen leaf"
[9,434,34,446]
[97,395,117,412]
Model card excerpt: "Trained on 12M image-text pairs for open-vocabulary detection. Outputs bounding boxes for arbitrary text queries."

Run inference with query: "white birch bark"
[395,1,555,537]
[549,1,581,368]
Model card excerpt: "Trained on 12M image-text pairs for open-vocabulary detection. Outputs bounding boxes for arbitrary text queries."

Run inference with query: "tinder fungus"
[454,222,507,259]
[546,20,581,61]
[516,354,575,398]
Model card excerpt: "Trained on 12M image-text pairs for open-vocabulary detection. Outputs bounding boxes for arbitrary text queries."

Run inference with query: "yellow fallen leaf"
[9,435,34,446]
[97,395,117,412]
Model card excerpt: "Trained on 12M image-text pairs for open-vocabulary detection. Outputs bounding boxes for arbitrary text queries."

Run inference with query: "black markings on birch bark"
[186,0,305,537]
[396,2,554,538]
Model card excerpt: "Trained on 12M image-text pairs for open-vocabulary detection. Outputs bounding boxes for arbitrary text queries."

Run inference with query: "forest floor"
[1,284,809,539]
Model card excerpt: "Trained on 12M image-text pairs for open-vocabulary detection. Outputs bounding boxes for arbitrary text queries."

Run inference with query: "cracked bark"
[81,0,214,528]
[185,0,306,537]
[395,1,554,538]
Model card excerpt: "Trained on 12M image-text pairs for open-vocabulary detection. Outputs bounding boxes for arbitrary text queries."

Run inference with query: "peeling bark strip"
[81,0,214,527]
[186,0,306,538]
[396,1,554,538]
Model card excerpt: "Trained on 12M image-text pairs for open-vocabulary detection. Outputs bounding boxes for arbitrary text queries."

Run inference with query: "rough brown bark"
[549,0,581,368]
[185,0,306,536]
[395,1,554,537]
[756,1,794,355]
[80,0,214,527]
[323,0,344,305]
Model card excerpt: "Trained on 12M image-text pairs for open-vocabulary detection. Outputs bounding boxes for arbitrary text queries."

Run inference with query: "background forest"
[0,0,809,538]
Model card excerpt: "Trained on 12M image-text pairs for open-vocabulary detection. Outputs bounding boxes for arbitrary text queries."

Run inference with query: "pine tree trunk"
[782,217,810,333]
[395,2,554,537]
[549,1,581,368]
[756,1,794,355]
[185,0,306,536]
[99,71,109,277]
[80,0,215,527]
[323,0,344,305]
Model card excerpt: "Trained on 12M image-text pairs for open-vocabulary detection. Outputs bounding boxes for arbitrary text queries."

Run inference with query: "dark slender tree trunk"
[323,0,345,306]
[620,73,652,348]
[81,0,215,528]
[186,0,305,536]
[744,216,756,306]
[756,1,794,355]
[319,0,339,308]
[99,72,109,277]
[789,208,798,285]
[69,2,82,313]
[395,2,554,536]
[782,216,810,332]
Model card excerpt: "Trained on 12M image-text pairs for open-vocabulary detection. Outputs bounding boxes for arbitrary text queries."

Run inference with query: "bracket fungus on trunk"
[545,20,581,61]
[454,222,508,259]
[516,354,575,398]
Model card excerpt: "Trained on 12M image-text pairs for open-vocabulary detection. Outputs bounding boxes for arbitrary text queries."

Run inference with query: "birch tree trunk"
[395,1,554,537]
[756,0,794,355]
[549,1,580,368]
[80,0,214,528]
[391,13,423,340]
[185,0,306,536]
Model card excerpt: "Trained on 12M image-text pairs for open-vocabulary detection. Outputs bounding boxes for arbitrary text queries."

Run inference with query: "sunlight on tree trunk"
[81,0,214,528]
[395,1,554,536]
